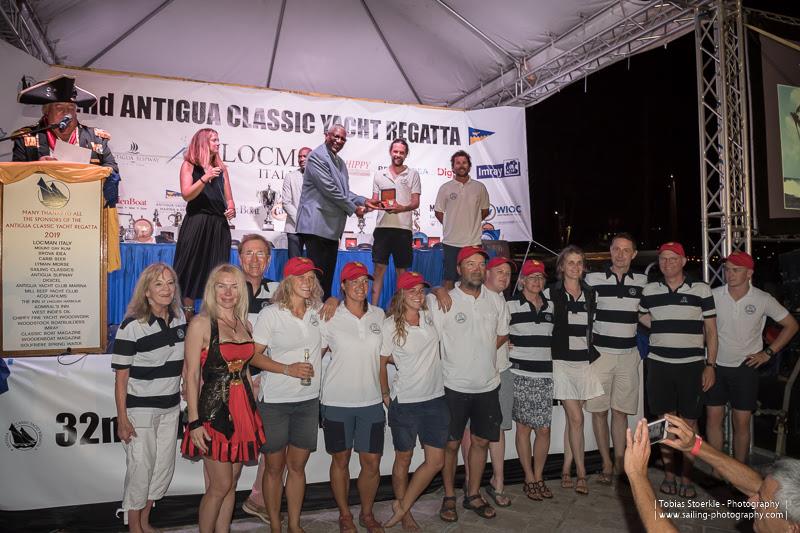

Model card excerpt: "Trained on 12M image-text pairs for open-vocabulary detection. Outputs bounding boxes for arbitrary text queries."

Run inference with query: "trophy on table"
[168,211,183,227]
[357,214,366,234]
[152,209,162,227]
[258,185,277,230]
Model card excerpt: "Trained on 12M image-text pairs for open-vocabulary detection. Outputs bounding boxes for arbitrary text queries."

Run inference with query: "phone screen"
[647,418,669,444]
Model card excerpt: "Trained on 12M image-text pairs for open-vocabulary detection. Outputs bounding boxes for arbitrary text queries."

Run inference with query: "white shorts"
[122,408,180,511]
[552,360,603,401]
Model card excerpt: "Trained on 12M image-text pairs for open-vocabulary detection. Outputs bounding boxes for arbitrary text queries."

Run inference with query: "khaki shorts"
[585,350,640,414]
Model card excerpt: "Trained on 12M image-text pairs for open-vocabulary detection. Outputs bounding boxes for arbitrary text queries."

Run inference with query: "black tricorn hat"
[17,75,97,105]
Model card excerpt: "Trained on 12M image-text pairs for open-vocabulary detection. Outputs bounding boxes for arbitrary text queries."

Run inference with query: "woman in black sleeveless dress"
[173,128,236,316]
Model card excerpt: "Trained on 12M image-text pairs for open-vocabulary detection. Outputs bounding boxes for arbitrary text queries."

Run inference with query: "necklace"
[219,315,239,333]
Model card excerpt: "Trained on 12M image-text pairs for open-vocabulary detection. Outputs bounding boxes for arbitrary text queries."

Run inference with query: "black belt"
[510,358,552,373]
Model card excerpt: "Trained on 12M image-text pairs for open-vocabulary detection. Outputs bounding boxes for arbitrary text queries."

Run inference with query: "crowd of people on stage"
[12,78,800,533]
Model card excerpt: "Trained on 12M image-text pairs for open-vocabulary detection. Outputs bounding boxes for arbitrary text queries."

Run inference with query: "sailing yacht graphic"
[7,422,39,449]
[36,177,70,208]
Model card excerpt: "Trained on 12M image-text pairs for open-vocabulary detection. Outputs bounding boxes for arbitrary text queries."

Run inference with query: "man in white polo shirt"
[434,150,490,290]
[428,245,509,522]
[370,138,421,305]
[707,251,798,463]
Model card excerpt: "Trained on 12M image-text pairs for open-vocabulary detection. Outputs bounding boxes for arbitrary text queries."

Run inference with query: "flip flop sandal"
[575,478,589,495]
[535,480,553,499]
[485,484,512,507]
[338,514,357,533]
[597,471,614,486]
[678,483,697,499]
[660,478,678,496]
[439,495,458,523]
[358,512,384,533]
[463,494,496,519]
[523,481,542,501]
[561,473,574,489]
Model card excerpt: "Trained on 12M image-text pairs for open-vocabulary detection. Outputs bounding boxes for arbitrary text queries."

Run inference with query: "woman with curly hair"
[380,271,449,530]
[250,257,324,533]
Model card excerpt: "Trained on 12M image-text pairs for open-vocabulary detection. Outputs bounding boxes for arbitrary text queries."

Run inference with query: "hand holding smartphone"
[647,418,670,444]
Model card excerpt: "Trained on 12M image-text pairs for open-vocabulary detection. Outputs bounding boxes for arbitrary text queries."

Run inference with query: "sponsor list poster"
[2,174,101,352]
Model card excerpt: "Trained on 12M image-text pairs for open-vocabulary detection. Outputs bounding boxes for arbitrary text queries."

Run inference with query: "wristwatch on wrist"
[764,347,775,358]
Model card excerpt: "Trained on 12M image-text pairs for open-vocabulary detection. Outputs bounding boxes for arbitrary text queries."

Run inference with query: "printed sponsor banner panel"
[0,355,603,511]
[17,67,532,242]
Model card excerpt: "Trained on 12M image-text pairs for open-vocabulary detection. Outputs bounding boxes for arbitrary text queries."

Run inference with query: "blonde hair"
[556,245,585,280]
[272,274,323,311]
[125,263,182,321]
[200,264,249,324]
[387,288,428,347]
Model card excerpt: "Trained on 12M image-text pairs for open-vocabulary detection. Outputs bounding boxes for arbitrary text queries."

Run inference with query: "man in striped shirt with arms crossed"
[638,242,718,499]
[585,233,647,484]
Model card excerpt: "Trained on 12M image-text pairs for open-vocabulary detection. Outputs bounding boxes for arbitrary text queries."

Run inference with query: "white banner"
[0,354,611,511]
[4,66,532,243]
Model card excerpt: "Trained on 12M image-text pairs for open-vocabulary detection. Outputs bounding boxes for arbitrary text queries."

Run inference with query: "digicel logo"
[437,168,453,178]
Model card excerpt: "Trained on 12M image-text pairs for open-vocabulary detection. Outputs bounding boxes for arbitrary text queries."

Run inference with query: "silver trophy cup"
[258,185,277,231]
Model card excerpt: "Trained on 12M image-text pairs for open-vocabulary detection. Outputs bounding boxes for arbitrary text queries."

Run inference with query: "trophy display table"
[107,243,445,324]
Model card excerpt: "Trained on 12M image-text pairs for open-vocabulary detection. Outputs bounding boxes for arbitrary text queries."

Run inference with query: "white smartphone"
[647,418,670,445]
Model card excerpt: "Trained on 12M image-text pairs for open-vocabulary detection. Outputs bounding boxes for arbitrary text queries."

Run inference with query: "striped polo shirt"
[111,312,186,412]
[639,278,716,364]
[586,268,647,354]
[247,278,278,325]
[544,287,591,362]
[507,294,554,378]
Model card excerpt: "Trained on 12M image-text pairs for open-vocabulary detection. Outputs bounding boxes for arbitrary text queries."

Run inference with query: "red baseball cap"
[283,257,321,277]
[724,250,754,270]
[397,271,430,290]
[456,245,489,264]
[658,242,686,258]
[487,256,516,271]
[340,261,374,282]
[521,259,546,277]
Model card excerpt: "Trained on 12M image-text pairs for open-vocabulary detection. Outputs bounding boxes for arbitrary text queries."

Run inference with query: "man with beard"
[434,151,490,291]
[427,246,510,522]
[281,146,312,259]
[370,138,421,305]
[295,124,380,298]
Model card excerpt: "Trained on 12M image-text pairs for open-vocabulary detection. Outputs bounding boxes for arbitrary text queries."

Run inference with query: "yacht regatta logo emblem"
[6,421,42,451]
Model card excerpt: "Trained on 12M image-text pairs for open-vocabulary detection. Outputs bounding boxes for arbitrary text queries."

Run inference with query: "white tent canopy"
[5,0,698,108]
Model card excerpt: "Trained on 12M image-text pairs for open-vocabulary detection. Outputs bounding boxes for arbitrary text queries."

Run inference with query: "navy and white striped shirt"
[639,278,715,364]
[111,312,186,412]
[507,294,554,378]
[586,268,647,354]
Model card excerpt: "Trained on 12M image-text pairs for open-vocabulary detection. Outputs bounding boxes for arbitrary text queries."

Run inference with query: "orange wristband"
[690,434,703,456]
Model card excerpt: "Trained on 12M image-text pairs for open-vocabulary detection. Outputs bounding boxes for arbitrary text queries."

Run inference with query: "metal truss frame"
[695,0,751,286]
[0,0,54,64]
[452,0,703,110]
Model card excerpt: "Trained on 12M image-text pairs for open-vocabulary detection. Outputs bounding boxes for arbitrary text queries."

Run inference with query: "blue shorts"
[388,396,450,452]
[321,403,385,454]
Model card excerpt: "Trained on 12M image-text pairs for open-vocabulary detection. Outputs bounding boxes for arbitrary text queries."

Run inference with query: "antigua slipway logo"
[6,420,42,451]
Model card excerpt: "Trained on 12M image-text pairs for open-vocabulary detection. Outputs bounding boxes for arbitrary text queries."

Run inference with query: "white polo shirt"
[433,177,490,247]
[712,284,789,367]
[381,310,444,403]
[372,167,421,231]
[252,304,322,403]
[427,284,510,393]
[319,303,385,407]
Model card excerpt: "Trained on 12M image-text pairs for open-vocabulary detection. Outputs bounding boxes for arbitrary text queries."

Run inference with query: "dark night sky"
[525,0,800,256]
[526,33,700,253]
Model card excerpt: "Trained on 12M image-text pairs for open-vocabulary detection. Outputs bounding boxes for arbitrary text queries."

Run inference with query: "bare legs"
[329,449,382,526]
[515,423,551,483]
[385,446,445,529]
[591,409,630,476]
[199,459,243,533]
[263,446,311,533]
[562,400,587,491]
[127,500,155,533]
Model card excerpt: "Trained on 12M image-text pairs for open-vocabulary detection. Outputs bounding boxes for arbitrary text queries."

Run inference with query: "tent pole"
[266,0,287,87]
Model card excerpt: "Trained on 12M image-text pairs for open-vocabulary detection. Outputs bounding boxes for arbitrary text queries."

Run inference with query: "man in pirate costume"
[11,74,122,271]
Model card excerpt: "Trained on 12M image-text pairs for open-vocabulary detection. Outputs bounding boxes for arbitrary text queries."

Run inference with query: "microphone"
[57,114,72,131]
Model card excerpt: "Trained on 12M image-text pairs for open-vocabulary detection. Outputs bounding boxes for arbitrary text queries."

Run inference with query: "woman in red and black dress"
[182,264,265,533]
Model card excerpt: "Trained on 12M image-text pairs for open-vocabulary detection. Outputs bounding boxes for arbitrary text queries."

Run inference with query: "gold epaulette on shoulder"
[12,126,32,136]
[94,128,111,140]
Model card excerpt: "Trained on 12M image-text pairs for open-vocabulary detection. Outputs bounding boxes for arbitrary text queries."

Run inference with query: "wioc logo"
[477,159,520,179]
[128,141,139,154]
[6,421,42,451]
[469,127,494,145]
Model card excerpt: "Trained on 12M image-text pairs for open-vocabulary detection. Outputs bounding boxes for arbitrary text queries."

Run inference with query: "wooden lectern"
[0,162,111,356]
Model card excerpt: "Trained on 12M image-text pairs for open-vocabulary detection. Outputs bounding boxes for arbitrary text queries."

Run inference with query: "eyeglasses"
[242,251,268,258]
